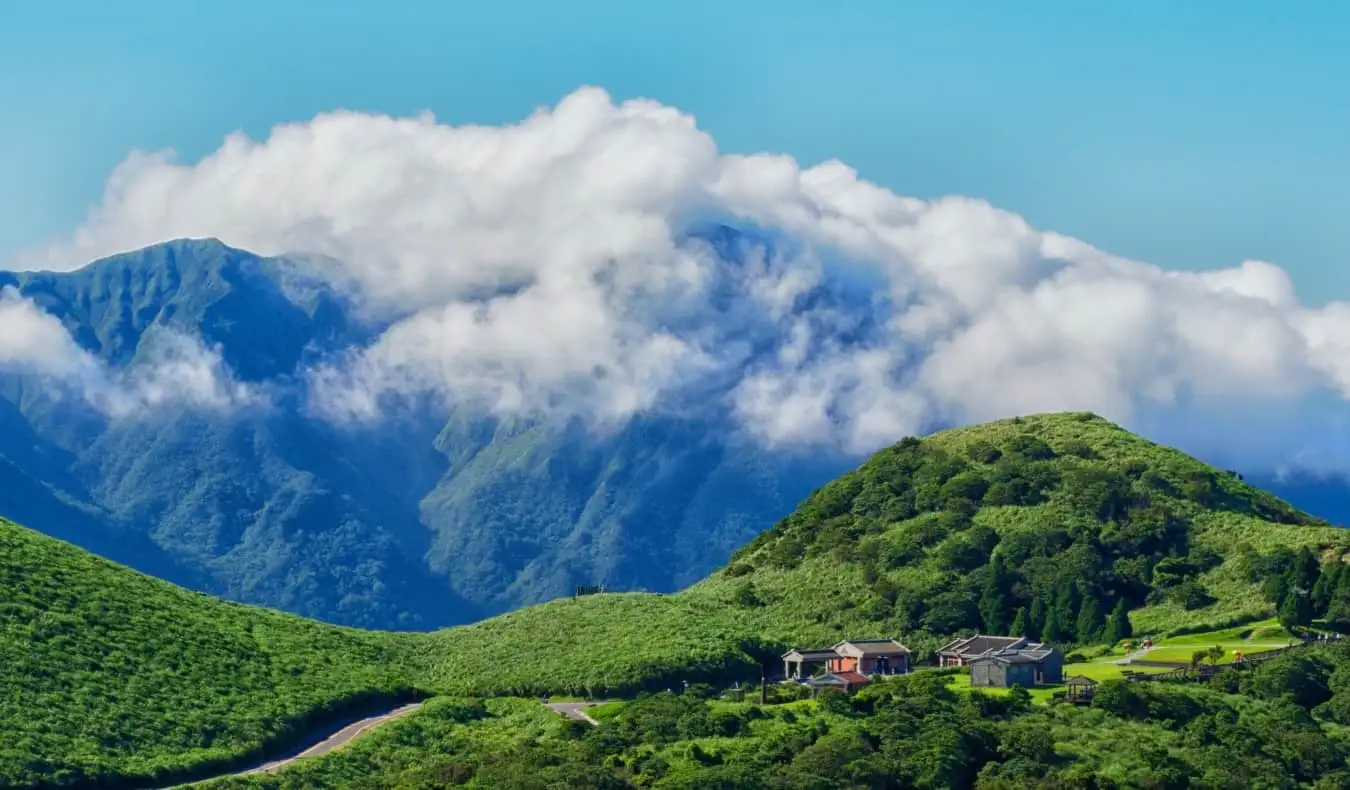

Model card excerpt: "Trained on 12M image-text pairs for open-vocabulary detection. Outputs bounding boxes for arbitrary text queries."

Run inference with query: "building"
[939,634,1063,687]
[805,671,871,695]
[782,639,911,683]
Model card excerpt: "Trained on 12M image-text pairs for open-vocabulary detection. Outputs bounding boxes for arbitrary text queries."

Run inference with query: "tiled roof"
[938,635,1027,657]
[968,639,1059,665]
[834,671,871,684]
[782,647,839,661]
[835,638,911,655]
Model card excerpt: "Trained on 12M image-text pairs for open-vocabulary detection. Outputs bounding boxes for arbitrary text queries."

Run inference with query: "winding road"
[154,702,424,788]
[237,702,424,775]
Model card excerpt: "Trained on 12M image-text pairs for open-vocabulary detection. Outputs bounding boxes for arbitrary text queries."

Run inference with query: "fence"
[1121,640,1318,684]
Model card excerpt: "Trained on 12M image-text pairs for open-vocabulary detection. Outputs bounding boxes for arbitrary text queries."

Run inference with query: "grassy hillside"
[8,411,1350,787]
[694,412,1350,648]
[0,517,422,789]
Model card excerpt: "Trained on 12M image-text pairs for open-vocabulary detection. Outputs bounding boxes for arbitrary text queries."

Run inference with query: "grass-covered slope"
[693,412,1350,650]
[8,411,1350,787]
[0,517,421,788]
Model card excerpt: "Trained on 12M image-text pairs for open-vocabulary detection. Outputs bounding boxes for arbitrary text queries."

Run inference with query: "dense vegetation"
[0,518,422,788]
[204,643,1350,788]
[701,412,1350,650]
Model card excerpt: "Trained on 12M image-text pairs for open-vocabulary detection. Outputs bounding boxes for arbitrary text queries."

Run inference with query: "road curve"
[545,701,604,726]
[238,702,424,775]
[153,702,425,787]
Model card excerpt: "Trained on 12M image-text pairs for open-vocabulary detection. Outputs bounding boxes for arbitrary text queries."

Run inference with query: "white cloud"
[0,287,259,417]
[19,86,1350,459]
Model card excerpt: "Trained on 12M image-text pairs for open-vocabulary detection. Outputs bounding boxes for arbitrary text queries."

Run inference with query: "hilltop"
[692,412,1350,652]
[6,412,1350,786]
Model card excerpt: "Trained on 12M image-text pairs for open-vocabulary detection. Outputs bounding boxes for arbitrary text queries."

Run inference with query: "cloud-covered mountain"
[0,236,847,627]
[3,87,1350,626]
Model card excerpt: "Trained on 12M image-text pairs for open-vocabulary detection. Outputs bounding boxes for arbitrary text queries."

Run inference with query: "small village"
[775,626,1333,705]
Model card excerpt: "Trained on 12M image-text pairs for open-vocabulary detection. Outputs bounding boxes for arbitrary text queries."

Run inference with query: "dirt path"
[545,701,604,726]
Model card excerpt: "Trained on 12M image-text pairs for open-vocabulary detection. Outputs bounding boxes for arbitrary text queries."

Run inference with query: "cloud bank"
[0,287,259,417]
[15,87,1350,461]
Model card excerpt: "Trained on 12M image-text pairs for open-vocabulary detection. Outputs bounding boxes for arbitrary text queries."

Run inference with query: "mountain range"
[0,237,845,629]
[1,237,1347,631]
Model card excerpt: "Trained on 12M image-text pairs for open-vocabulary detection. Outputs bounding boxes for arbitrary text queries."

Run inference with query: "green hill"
[694,412,1350,649]
[7,412,1350,787]
[0,517,422,788]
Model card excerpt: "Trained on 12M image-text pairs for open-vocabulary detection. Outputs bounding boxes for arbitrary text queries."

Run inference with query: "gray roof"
[938,635,1026,657]
[783,647,838,661]
[967,640,1059,665]
[836,638,911,656]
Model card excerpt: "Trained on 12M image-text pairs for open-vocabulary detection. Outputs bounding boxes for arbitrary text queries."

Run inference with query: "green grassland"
[6,412,1350,787]
[0,517,423,788]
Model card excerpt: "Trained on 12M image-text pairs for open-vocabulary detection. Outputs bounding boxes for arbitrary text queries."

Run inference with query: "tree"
[979,556,1011,635]
[1287,547,1321,596]
[1076,595,1105,644]
[1279,589,1314,631]
[1028,597,1046,641]
[1314,563,1343,617]
[1103,598,1133,645]
[1042,605,1070,643]
[1009,607,1029,638]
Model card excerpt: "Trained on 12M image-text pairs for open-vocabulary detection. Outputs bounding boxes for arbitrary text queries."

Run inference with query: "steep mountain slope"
[0,517,420,789]
[0,236,848,628]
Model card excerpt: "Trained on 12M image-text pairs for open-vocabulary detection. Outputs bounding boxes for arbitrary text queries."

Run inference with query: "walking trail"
[1105,644,1157,665]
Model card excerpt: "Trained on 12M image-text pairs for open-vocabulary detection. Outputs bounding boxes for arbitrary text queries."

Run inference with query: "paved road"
[545,701,604,726]
[149,701,424,787]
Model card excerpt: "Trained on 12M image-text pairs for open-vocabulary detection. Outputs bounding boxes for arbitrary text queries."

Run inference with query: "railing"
[1122,640,1320,684]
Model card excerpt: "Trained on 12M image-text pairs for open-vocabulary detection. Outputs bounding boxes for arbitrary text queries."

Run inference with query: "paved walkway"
[1105,645,1157,665]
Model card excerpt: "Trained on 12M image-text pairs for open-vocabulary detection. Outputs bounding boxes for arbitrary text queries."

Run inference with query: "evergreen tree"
[1076,595,1105,644]
[1327,570,1350,625]
[1009,606,1029,638]
[1286,547,1321,596]
[979,555,1010,634]
[1314,563,1342,617]
[1028,597,1046,641]
[1042,604,1069,643]
[1054,581,1080,622]
[1278,588,1314,631]
[1103,598,1133,645]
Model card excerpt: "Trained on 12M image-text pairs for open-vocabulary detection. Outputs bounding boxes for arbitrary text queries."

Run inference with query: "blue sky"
[3,0,1348,300]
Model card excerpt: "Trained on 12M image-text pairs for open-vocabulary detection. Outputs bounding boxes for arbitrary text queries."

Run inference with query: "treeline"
[1256,545,1350,630]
